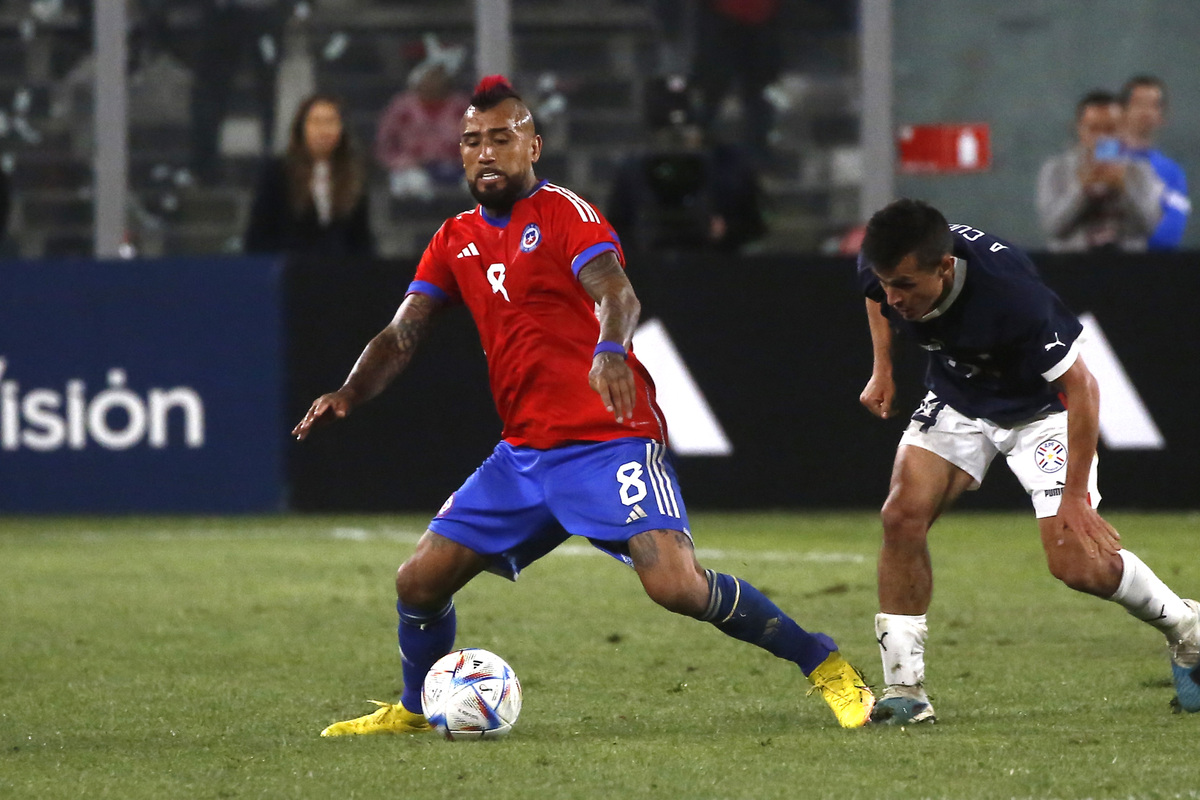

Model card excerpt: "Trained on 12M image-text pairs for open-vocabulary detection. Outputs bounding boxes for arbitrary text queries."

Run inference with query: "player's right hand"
[1056,495,1121,561]
[859,374,895,419]
[292,391,354,440]
[589,353,636,424]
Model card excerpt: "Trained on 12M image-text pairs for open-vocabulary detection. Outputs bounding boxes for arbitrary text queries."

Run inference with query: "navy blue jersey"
[857,223,1084,425]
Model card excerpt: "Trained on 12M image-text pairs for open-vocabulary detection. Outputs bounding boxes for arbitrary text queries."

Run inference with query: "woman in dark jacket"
[244,93,375,257]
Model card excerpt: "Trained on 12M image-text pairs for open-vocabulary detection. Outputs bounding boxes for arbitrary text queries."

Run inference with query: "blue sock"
[397,599,456,715]
[701,570,835,675]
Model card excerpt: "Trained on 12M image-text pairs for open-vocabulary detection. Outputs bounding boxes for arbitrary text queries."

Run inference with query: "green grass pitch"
[2,512,1199,799]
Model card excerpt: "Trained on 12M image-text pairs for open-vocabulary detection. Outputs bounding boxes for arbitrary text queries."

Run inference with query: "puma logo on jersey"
[456,242,480,259]
[1044,332,1065,351]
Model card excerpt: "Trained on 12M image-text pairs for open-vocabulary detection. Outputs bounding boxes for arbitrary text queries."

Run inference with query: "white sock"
[1110,549,1190,639]
[875,613,927,686]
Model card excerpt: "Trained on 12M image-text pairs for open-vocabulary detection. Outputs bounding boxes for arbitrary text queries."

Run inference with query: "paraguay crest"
[1034,439,1067,473]
[519,223,542,252]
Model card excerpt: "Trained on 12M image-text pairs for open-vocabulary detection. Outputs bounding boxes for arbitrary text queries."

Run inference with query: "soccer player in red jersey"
[295,76,874,733]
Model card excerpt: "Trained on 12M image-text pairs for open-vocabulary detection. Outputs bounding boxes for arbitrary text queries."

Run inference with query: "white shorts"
[899,392,1101,518]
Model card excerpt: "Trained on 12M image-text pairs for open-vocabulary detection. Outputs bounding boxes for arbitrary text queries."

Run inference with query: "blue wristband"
[593,340,627,359]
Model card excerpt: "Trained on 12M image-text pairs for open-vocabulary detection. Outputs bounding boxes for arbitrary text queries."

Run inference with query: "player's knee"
[642,571,707,617]
[880,495,933,545]
[395,561,450,609]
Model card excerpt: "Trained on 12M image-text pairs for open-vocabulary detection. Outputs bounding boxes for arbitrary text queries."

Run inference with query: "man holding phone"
[1037,89,1163,251]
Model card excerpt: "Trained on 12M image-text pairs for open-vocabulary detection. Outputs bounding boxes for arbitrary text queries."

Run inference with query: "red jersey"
[408,181,668,449]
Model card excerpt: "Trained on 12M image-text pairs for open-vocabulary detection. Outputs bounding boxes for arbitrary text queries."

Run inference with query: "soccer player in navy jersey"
[294,76,874,733]
[857,198,1200,723]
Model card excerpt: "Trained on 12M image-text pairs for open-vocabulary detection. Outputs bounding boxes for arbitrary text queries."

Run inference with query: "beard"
[467,171,529,215]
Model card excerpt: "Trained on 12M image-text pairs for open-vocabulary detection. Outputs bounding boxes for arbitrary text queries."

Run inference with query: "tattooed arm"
[578,250,640,423]
[292,292,442,439]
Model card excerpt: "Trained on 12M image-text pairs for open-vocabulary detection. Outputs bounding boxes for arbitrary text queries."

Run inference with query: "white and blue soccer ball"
[421,648,522,740]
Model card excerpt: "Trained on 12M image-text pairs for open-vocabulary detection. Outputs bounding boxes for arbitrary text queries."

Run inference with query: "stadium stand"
[0,0,862,258]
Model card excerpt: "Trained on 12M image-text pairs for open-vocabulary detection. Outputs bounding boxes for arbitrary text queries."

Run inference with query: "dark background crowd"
[0,0,1191,261]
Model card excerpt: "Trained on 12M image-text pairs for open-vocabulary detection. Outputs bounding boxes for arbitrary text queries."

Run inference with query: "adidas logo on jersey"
[456,242,480,259]
[624,504,647,524]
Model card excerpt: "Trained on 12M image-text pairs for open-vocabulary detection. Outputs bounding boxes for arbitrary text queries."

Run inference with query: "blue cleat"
[1169,599,1200,713]
[870,684,936,725]
[1170,663,1200,713]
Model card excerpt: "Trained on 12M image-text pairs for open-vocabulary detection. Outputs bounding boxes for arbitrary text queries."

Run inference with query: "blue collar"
[479,206,509,227]
[478,180,548,228]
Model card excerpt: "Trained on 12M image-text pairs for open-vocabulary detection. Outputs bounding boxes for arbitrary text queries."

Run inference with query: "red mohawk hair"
[470,74,523,110]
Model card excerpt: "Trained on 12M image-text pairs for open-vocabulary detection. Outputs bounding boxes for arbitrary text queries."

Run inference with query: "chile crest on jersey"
[519,223,542,252]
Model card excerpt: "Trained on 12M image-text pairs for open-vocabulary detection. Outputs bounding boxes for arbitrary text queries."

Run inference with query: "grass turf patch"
[1,512,1198,799]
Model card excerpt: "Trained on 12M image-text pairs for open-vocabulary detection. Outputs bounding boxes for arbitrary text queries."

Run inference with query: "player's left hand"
[589,352,636,423]
[1055,494,1121,560]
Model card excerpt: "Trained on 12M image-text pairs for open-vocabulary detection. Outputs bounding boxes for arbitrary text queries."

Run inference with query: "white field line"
[12,527,867,565]
[330,527,424,543]
[330,529,866,564]
[560,543,865,564]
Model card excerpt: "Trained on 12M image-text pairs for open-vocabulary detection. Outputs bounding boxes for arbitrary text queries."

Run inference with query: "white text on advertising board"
[0,358,205,451]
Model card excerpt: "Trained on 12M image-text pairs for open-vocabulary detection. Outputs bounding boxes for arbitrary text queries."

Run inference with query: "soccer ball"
[421,648,522,740]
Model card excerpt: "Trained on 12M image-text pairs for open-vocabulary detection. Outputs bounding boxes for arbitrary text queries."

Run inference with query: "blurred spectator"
[1036,90,1162,252]
[0,167,9,247]
[693,0,782,166]
[1121,75,1190,250]
[190,0,291,184]
[820,223,866,257]
[244,93,374,257]
[607,75,766,254]
[648,0,694,75]
[527,71,569,152]
[375,35,469,201]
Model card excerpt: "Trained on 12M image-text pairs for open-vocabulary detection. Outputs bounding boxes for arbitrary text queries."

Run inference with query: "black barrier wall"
[286,256,496,512]
[285,251,1200,512]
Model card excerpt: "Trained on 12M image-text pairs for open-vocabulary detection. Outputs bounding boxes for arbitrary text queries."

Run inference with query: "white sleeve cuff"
[1041,340,1080,382]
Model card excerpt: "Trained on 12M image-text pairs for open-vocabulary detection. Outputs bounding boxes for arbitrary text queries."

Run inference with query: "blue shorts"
[428,438,691,580]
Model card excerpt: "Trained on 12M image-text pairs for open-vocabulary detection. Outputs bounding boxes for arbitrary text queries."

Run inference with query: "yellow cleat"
[320,700,433,737]
[806,652,876,728]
